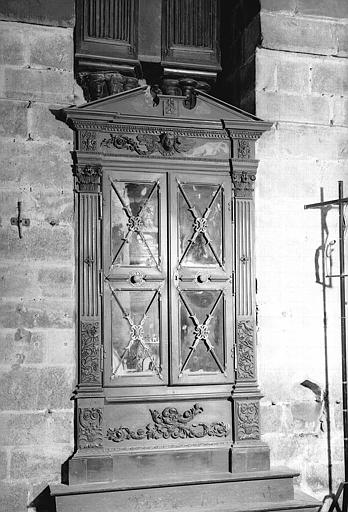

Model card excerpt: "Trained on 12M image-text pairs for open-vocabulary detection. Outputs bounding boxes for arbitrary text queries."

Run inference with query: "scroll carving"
[233,171,256,199]
[81,322,101,383]
[106,403,230,442]
[74,164,102,193]
[236,401,260,441]
[237,320,255,380]
[237,140,251,159]
[78,407,103,449]
[100,132,194,157]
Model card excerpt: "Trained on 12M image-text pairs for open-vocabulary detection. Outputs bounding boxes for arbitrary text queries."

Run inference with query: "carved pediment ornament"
[100,132,194,157]
[106,403,230,442]
[233,171,256,199]
[236,401,260,441]
[74,164,102,192]
[237,320,255,380]
[78,407,103,449]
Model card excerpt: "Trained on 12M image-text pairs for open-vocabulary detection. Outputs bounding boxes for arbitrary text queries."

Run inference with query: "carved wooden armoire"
[50,88,318,512]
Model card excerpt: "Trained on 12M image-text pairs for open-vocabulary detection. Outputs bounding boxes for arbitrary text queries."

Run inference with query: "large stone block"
[10,445,72,481]
[0,225,73,262]
[29,25,73,71]
[0,298,74,329]
[0,21,26,65]
[0,99,28,137]
[0,328,44,366]
[0,139,73,191]
[311,59,348,96]
[37,267,73,298]
[256,91,330,125]
[0,367,41,410]
[0,265,41,299]
[336,22,348,57]
[0,0,75,27]
[0,450,8,480]
[296,0,348,20]
[333,97,348,127]
[255,48,277,92]
[0,483,29,512]
[0,410,73,446]
[277,58,310,94]
[3,68,74,104]
[44,329,75,366]
[28,102,73,141]
[260,0,296,13]
[260,12,338,55]
[37,366,74,409]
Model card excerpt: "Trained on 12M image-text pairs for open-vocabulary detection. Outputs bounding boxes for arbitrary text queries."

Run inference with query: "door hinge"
[99,270,104,296]
[98,193,103,220]
[230,271,236,295]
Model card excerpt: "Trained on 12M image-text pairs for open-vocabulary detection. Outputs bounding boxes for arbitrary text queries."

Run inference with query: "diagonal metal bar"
[177,181,223,266]
[109,178,133,219]
[110,229,132,269]
[203,290,223,327]
[110,179,160,271]
[137,230,160,271]
[109,282,162,378]
[179,289,224,374]
[203,336,225,374]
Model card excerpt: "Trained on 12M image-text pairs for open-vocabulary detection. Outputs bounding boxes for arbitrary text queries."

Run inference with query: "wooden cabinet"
[52,87,287,511]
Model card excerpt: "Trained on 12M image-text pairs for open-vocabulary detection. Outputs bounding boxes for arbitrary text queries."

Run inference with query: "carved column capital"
[73,164,102,193]
[232,170,256,199]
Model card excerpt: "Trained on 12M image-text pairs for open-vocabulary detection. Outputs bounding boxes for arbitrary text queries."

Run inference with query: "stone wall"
[255,0,348,500]
[0,3,76,510]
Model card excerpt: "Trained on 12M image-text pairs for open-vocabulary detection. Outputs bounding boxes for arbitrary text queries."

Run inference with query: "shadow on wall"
[216,0,261,113]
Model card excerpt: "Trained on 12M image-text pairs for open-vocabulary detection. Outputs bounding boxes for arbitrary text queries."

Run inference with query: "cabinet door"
[103,170,167,386]
[170,173,234,384]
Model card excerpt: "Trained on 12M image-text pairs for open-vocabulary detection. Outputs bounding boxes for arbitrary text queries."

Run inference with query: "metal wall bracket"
[10,201,30,238]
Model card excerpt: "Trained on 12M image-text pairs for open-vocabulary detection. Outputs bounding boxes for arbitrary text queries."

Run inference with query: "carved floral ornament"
[78,407,103,449]
[106,403,230,443]
[237,320,255,380]
[236,401,260,441]
[80,321,101,384]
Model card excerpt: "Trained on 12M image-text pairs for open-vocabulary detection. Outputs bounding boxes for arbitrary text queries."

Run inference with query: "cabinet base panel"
[51,469,320,512]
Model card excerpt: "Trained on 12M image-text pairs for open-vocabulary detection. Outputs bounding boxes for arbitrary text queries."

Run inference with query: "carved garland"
[236,401,260,441]
[100,132,194,157]
[78,407,103,449]
[106,403,230,442]
[80,321,101,383]
[237,320,255,380]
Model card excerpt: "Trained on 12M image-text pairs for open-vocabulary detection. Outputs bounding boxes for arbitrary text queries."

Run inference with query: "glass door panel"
[170,172,234,385]
[103,170,167,386]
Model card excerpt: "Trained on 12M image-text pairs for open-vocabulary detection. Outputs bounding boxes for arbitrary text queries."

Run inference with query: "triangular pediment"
[66,86,271,130]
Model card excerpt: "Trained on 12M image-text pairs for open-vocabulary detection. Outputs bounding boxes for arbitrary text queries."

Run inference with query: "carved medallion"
[236,401,260,440]
[233,170,256,199]
[106,403,230,442]
[80,321,101,383]
[78,407,103,449]
[237,320,255,380]
[74,165,102,193]
[237,140,251,159]
[100,132,194,157]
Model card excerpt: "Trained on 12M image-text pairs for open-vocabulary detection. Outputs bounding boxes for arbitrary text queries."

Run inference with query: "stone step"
[51,468,320,512]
